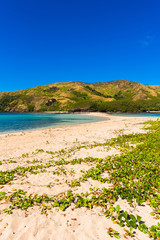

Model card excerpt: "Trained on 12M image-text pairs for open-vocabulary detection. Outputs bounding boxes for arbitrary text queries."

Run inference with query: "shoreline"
[0,112,108,136]
[0,111,159,136]
[0,113,158,160]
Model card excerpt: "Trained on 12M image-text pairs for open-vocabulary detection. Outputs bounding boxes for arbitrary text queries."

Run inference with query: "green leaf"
[122,211,128,219]
[119,222,124,227]
[129,220,137,228]
[115,205,120,213]
[137,216,142,223]
[114,233,120,239]
[130,214,136,222]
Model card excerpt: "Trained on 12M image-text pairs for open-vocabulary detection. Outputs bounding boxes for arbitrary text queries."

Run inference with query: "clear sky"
[0,0,160,92]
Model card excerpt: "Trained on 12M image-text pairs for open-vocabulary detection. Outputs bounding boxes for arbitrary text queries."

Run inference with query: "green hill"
[0,80,160,113]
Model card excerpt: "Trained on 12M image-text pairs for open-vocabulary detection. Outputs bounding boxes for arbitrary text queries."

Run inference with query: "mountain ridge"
[0,80,160,113]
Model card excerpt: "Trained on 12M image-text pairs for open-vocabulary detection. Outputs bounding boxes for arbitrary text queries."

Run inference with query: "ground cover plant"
[0,120,160,239]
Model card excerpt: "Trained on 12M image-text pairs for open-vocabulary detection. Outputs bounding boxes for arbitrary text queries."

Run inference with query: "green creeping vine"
[1,189,160,239]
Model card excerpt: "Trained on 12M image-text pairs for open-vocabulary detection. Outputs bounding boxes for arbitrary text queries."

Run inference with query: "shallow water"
[0,113,105,134]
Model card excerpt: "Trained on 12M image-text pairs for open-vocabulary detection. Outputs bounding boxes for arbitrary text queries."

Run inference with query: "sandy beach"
[0,113,159,240]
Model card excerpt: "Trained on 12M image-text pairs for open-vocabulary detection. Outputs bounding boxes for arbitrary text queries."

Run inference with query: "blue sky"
[0,0,160,92]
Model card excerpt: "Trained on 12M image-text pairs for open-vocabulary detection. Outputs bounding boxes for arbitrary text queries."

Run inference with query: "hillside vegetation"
[0,80,160,112]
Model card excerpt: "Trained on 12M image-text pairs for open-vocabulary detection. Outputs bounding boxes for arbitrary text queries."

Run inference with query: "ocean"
[0,112,159,134]
[0,113,105,134]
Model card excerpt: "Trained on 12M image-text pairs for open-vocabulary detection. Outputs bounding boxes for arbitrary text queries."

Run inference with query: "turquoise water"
[111,113,160,117]
[0,113,105,134]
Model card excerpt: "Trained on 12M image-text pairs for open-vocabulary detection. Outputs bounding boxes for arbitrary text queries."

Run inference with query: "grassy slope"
[0,80,160,112]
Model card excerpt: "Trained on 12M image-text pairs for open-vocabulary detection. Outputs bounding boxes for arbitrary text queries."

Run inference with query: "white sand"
[0,113,159,240]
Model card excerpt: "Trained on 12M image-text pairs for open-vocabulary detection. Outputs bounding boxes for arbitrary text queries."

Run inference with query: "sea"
[0,112,159,134]
[0,113,105,134]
